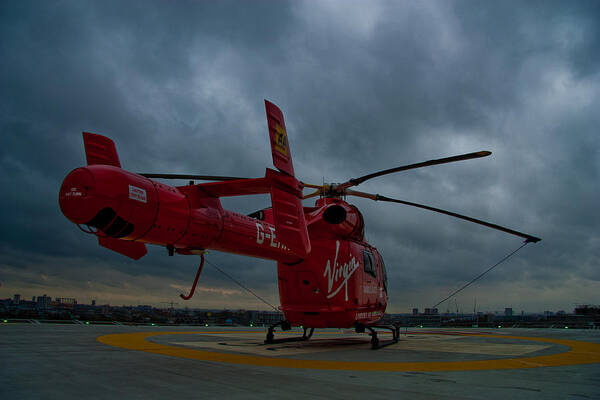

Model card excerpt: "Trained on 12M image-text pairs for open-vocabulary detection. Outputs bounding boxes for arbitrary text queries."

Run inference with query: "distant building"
[412,308,419,315]
[248,310,282,326]
[91,300,96,306]
[56,298,77,305]
[504,308,513,317]
[36,294,51,308]
[424,308,439,315]
[13,294,20,305]
[575,305,600,316]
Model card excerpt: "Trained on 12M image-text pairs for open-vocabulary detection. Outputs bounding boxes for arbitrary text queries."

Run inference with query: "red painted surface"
[265,100,294,176]
[82,132,121,167]
[59,101,389,329]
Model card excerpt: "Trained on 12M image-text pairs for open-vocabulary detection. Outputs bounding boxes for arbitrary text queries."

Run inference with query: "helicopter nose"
[59,167,99,224]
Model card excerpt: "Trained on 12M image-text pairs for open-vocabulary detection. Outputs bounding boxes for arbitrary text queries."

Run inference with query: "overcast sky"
[1,0,598,313]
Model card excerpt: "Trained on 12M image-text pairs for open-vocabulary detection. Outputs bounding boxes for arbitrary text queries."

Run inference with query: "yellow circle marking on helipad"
[96,331,600,372]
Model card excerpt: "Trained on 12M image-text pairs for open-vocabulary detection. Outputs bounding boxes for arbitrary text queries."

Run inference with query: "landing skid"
[264,320,315,344]
[355,323,400,349]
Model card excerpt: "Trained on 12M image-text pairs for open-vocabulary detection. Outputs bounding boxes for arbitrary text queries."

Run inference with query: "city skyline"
[1,291,591,316]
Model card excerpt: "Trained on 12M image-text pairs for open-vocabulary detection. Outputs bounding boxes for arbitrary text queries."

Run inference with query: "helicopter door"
[361,249,378,306]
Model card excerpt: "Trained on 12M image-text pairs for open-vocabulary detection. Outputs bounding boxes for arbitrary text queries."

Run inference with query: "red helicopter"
[59,100,540,348]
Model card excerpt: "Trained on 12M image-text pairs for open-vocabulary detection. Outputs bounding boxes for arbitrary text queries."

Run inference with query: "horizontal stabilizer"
[83,132,121,167]
[98,237,147,260]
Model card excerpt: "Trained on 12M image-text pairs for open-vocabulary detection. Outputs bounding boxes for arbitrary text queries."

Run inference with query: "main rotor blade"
[346,189,541,243]
[337,151,492,191]
[140,173,248,181]
[302,189,323,200]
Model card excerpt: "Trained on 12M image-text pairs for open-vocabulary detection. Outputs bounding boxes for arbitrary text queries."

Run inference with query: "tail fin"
[264,100,311,257]
[82,132,121,167]
[265,100,294,176]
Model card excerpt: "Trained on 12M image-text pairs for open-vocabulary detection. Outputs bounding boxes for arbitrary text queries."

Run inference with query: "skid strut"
[356,323,400,349]
[264,320,315,344]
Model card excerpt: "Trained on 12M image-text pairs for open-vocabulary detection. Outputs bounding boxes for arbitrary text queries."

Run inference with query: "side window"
[363,250,376,278]
[380,257,388,293]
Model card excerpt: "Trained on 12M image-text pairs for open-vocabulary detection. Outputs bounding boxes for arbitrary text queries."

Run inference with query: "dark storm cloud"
[1,0,598,311]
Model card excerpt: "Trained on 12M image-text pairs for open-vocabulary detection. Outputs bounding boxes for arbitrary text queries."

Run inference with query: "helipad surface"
[1,324,599,399]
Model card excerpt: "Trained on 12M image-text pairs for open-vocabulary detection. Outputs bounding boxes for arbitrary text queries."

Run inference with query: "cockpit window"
[363,250,376,278]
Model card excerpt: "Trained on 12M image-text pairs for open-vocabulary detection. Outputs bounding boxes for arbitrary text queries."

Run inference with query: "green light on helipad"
[565,326,569,329]
[85,321,90,325]
[205,323,209,327]
[2,320,7,323]
[151,323,155,326]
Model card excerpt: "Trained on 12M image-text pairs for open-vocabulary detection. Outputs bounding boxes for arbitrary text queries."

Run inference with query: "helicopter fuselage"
[59,163,387,328]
